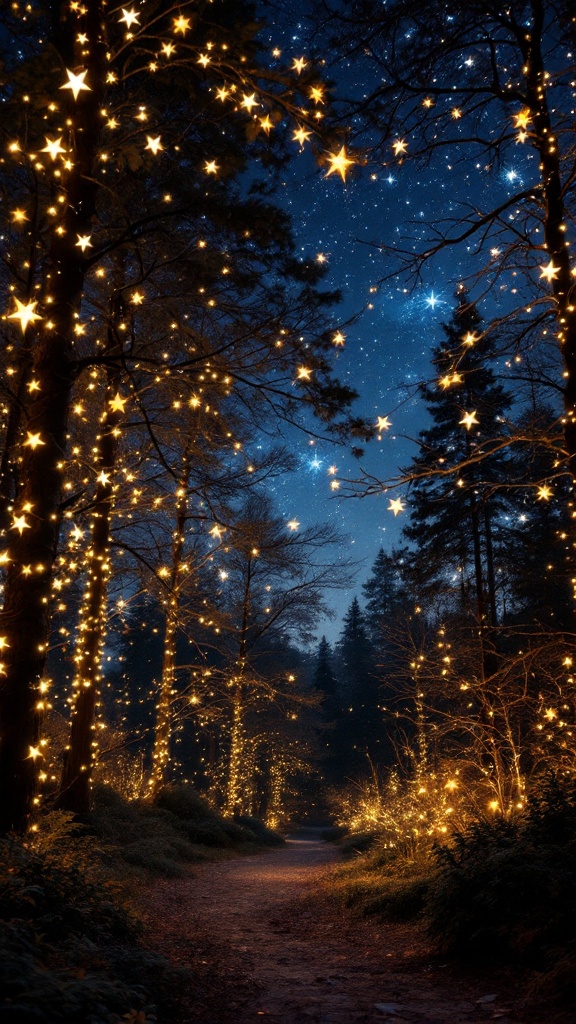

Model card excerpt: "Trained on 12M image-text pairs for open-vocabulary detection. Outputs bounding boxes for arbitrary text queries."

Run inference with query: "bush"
[233,815,284,846]
[0,839,186,1024]
[427,776,576,981]
[154,785,215,823]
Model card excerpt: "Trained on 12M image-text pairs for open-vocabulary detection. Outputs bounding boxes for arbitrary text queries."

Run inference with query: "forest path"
[141,833,529,1024]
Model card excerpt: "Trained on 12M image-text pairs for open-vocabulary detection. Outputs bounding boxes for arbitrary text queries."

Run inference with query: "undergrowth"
[0,783,284,1023]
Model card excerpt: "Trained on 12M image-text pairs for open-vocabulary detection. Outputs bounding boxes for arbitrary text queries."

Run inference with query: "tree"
[0,0,366,832]
[402,295,514,635]
[313,635,343,780]
[334,596,382,776]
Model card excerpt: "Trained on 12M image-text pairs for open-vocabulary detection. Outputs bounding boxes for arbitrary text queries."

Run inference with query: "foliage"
[0,836,186,1024]
[328,840,433,921]
[427,777,576,986]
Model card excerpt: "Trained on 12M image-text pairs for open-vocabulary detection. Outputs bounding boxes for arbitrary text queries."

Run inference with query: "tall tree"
[334,596,381,776]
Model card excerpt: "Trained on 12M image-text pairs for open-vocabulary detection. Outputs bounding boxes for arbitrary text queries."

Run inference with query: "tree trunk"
[0,0,106,833]
[56,307,125,813]
[148,450,191,797]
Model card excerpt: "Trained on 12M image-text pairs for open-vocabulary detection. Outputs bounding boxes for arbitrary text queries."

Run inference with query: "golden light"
[204,159,219,174]
[23,432,45,449]
[216,86,230,101]
[459,410,479,430]
[392,139,408,156]
[388,497,405,516]
[145,135,163,154]
[296,366,312,380]
[241,93,258,112]
[119,7,140,28]
[309,86,324,104]
[332,330,345,346]
[161,42,176,57]
[462,331,479,346]
[11,514,31,534]
[75,234,93,251]
[376,416,391,431]
[7,297,42,333]
[537,484,553,501]
[96,471,111,486]
[41,136,66,160]
[287,519,300,531]
[291,57,307,74]
[259,115,273,133]
[60,69,91,100]
[325,146,355,182]
[108,392,128,413]
[131,291,144,305]
[514,107,532,129]
[539,260,560,283]
[11,208,29,223]
[173,15,191,34]
[293,126,312,147]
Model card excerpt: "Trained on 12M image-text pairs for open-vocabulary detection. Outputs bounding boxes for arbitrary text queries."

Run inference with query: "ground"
[140,832,573,1024]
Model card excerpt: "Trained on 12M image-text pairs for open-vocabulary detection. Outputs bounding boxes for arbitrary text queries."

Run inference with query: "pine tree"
[334,596,382,776]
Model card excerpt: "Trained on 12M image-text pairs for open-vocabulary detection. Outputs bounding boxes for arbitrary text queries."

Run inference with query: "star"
[293,126,312,147]
[296,366,312,380]
[23,432,45,449]
[425,291,441,310]
[12,208,29,223]
[161,42,176,57]
[309,86,324,104]
[459,410,479,430]
[514,107,532,129]
[332,331,345,346]
[539,260,560,283]
[388,497,405,516]
[287,519,300,531]
[204,160,219,174]
[392,138,408,156]
[537,484,553,500]
[75,234,93,251]
[96,470,111,486]
[108,392,128,413]
[241,93,258,111]
[41,136,66,160]
[325,146,355,182]
[462,331,479,346]
[145,135,163,154]
[11,514,31,533]
[259,115,273,133]
[210,524,223,538]
[173,15,191,33]
[131,291,144,304]
[71,525,84,541]
[119,7,140,28]
[60,68,91,100]
[376,416,392,432]
[7,297,42,332]
[292,57,307,74]
[216,86,230,101]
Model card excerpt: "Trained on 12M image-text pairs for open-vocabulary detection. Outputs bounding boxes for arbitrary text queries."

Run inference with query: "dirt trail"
[142,834,533,1024]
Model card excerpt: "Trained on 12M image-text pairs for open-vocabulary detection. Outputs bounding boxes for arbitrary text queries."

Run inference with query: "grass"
[328,837,434,921]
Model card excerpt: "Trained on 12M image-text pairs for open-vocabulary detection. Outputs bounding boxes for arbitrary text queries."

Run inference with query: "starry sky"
[256,10,543,644]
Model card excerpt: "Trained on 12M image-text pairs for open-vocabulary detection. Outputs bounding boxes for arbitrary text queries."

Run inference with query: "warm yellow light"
[60,68,91,100]
[388,497,405,516]
[459,410,479,430]
[325,146,355,182]
[7,297,42,332]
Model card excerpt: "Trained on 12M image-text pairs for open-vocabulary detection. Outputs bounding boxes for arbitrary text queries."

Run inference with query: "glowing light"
[173,15,191,33]
[459,410,479,430]
[291,57,307,74]
[119,7,140,28]
[325,146,355,182]
[332,331,345,346]
[11,514,31,534]
[287,519,300,531]
[293,126,312,146]
[376,416,391,432]
[539,260,560,283]
[7,297,42,332]
[537,484,553,501]
[41,136,66,160]
[204,159,219,174]
[108,392,128,413]
[75,234,93,251]
[392,139,408,156]
[60,69,91,100]
[145,135,163,154]
[388,497,405,516]
[23,432,45,449]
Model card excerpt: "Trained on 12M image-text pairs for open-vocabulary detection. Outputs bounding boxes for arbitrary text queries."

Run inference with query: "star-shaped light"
[204,159,219,174]
[161,42,176,57]
[292,57,307,74]
[332,331,345,346]
[210,524,223,538]
[309,85,324,104]
[462,331,479,346]
[459,410,479,430]
[388,497,405,516]
[216,86,230,101]
[71,524,84,541]
[11,514,31,533]
[173,14,191,33]
[75,234,93,251]
[241,93,258,111]
[108,392,128,413]
[120,6,140,28]
[131,291,144,305]
[514,107,532,129]
[60,68,91,100]
[325,146,354,182]
[392,138,408,156]
[96,470,111,486]
[23,432,45,449]
[7,297,42,333]
[259,115,273,133]
[287,519,300,531]
[296,366,312,380]
[539,260,560,283]
[537,484,553,500]
[12,208,29,223]
[41,136,66,160]
[293,126,312,146]
[145,135,163,154]
[376,416,392,432]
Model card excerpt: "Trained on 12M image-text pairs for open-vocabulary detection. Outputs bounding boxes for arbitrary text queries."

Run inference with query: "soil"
[139,832,574,1024]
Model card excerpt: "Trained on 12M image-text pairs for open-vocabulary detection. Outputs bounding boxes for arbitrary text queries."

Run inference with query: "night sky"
[259,13,540,642]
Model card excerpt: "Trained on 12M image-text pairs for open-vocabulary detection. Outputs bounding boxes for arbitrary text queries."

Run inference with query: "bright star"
[7,297,42,332]
[388,497,405,516]
[60,69,91,100]
[325,146,355,182]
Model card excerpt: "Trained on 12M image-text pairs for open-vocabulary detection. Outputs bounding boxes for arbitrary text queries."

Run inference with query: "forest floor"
[139,831,574,1024]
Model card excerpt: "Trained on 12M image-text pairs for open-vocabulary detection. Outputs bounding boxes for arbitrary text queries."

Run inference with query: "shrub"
[233,815,284,846]
[427,776,576,977]
[154,785,215,823]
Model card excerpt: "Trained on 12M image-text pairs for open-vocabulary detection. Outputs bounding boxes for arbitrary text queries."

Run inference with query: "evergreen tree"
[313,636,342,782]
[402,295,514,630]
[334,597,381,776]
